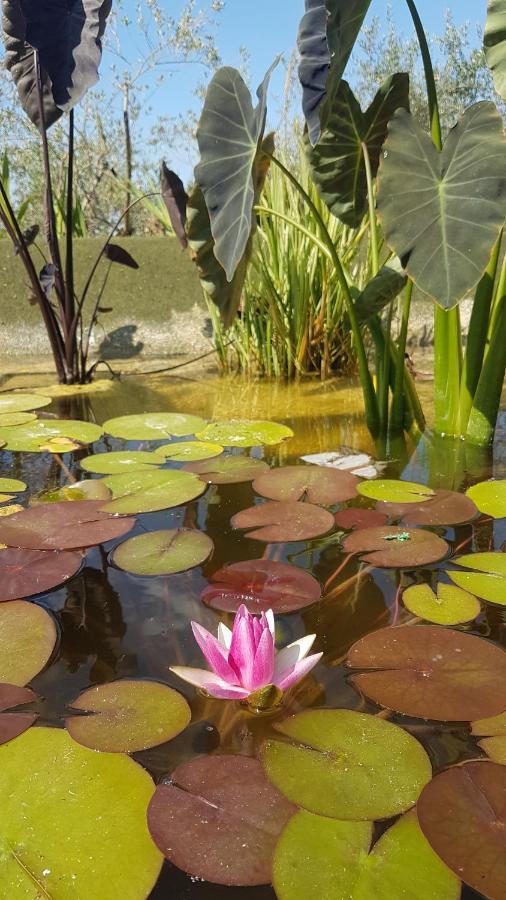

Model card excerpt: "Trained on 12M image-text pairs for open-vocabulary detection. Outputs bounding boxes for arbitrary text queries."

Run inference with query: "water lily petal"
[203,682,252,700]
[229,610,256,688]
[265,609,275,637]
[273,634,317,678]
[191,622,239,684]
[251,626,275,690]
[274,652,322,691]
[170,667,250,699]
[217,622,232,650]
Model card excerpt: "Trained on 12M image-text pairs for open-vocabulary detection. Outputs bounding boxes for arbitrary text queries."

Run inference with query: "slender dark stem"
[65,109,78,378]
[404,0,442,151]
[81,261,113,371]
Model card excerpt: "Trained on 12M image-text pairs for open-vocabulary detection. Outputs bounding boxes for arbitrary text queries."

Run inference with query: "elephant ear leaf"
[2,0,112,129]
[188,135,274,329]
[484,0,506,100]
[307,73,409,226]
[377,102,506,310]
[297,0,373,147]
[195,59,278,282]
[354,258,407,325]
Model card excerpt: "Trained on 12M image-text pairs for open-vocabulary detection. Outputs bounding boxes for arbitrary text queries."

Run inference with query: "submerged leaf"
[201,559,321,613]
[0,600,57,685]
[348,625,506,720]
[112,529,213,576]
[261,709,431,820]
[232,500,335,542]
[147,755,296,886]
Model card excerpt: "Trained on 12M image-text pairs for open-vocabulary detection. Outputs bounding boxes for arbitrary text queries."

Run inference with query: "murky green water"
[1,372,505,898]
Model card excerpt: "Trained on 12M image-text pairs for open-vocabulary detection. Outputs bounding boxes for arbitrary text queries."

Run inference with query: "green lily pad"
[0,392,51,413]
[232,501,335,542]
[472,710,506,765]
[147,755,296,886]
[103,412,207,440]
[0,419,103,452]
[342,526,449,567]
[402,582,481,625]
[201,558,321,613]
[357,479,433,504]
[417,761,506,899]
[448,552,506,606]
[33,479,112,504]
[101,469,206,514]
[112,529,213,575]
[0,479,26,493]
[273,809,460,900]
[155,441,224,462]
[261,709,431,820]
[252,465,359,504]
[81,450,164,474]
[0,600,57,685]
[184,456,269,484]
[0,685,38,746]
[0,547,82,601]
[466,479,506,518]
[196,419,294,447]
[347,625,506,720]
[0,412,37,427]
[0,727,162,898]
[65,679,191,753]
[0,500,134,550]
[378,489,478,526]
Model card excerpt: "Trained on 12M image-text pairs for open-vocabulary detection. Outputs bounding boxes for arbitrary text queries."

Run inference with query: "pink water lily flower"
[170,604,322,700]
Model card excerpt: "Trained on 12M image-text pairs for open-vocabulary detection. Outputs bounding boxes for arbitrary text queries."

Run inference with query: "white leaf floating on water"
[300,449,386,479]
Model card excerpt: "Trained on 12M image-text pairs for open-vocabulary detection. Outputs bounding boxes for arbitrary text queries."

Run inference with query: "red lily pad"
[232,501,335,542]
[147,755,296,886]
[201,559,321,613]
[334,508,388,531]
[417,761,506,899]
[0,546,82,601]
[183,456,269,484]
[0,600,58,686]
[0,500,135,550]
[0,684,38,745]
[377,489,478,526]
[347,625,506,721]
[65,679,191,753]
[252,466,359,504]
[342,526,449,567]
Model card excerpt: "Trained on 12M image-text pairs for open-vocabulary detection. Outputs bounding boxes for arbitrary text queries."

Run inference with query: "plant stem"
[389,280,414,435]
[269,154,380,437]
[65,109,78,379]
[362,142,379,275]
[405,0,442,151]
[466,286,506,445]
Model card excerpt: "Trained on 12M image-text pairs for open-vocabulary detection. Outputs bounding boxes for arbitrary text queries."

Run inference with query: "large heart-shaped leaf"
[307,74,409,226]
[261,709,431,820]
[2,0,112,128]
[0,546,82,600]
[0,500,134,549]
[232,501,335,542]
[195,61,278,281]
[201,559,321,613]
[273,809,460,900]
[417,761,506,899]
[297,0,373,146]
[0,727,162,897]
[147,755,296,886]
[0,600,57,685]
[377,103,506,309]
[65,679,191,753]
[484,0,506,100]
[112,529,213,576]
[347,625,506,720]
[252,465,359,503]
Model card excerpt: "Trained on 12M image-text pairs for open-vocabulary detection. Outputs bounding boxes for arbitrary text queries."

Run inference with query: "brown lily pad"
[252,466,359,504]
[0,684,38,744]
[65,680,191,753]
[0,600,58,686]
[347,625,506,721]
[183,456,269,484]
[417,761,506,899]
[0,500,135,550]
[377,489,478,526]
[231,501,335,542]
[0,547,82,601]
[201,559,321,613]
[342,526,449,567]
[334,508,388,531]
[147,755,296,886]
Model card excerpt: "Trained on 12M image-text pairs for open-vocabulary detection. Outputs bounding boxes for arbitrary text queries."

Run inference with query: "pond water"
[0,372,505,899]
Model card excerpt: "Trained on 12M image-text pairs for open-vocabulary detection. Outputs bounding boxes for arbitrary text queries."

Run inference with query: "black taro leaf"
[147,755,296,886]
[39,263,56,298]
[15,223,39,254]
[161,163,188,249]
[103,243,139,269]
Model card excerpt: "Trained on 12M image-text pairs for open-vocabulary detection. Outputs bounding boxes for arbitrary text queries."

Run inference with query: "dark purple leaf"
[161,162,188,249]
[104,243,139,269]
